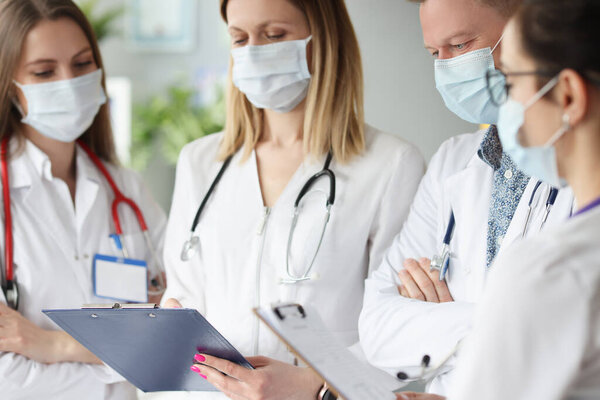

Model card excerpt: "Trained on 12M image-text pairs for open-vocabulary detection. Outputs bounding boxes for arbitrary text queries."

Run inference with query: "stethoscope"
[180,152,336,284]
[0,137,165,310]
[430,180,559,281]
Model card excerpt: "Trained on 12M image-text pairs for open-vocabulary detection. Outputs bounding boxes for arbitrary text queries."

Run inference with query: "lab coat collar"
[74,144,104,185]
[460,129,496,172]
[7,138,44,189]
[8,137,104,274]
[8,137,103,189]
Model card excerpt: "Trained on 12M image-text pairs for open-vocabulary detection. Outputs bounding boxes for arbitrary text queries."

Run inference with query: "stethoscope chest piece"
[180,235,200,262]
[5,276,19,310]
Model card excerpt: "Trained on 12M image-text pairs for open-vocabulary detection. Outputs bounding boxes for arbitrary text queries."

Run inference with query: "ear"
[556,69,589,127]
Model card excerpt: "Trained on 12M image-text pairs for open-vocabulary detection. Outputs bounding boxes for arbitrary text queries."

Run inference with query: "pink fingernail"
[194,354,206,363]
[190,365,200,373]
[199,374,207,379]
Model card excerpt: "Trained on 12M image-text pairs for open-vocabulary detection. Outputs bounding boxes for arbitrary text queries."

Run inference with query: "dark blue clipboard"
[43,306,253,392]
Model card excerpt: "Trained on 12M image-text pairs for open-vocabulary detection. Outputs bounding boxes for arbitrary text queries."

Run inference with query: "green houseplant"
[77,0,124,42]
[131,84,226,170]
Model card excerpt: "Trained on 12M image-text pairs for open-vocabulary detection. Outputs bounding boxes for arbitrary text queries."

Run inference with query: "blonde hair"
[0,0,117,163]
[219,0,365,164]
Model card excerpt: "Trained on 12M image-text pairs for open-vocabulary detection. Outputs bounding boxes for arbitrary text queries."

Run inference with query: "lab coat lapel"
[444,153,493,302]
[74,148,101,234]
[20,175,77,267]
[7,146,77,275]
[9,143,101,299]
[499,178,536,253]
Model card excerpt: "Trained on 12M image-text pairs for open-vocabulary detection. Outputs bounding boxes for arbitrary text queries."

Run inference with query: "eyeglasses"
[485,69,557,107]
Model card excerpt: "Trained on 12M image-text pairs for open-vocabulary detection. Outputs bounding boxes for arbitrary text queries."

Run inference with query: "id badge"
[93,254,148,303]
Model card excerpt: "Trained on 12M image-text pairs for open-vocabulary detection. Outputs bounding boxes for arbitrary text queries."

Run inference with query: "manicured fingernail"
[190,365,200,373]
[173,305,182,308]
[199,374,207,379]
[194,354,206,363]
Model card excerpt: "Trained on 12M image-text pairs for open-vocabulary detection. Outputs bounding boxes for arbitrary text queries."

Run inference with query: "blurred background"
[81,0,474,213]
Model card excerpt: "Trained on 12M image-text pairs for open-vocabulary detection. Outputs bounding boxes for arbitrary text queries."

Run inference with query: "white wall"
[346,0,474,159]
[98,0,475,211]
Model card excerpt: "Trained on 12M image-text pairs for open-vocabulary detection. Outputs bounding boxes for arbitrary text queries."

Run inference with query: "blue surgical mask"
[497,76,569,188]
[434,37,504,124]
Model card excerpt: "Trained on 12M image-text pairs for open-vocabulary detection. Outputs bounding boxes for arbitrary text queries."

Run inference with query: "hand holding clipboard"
[43,302,252,392]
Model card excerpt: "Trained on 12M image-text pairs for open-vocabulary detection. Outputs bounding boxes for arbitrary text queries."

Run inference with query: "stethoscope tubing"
[181,151,336,284]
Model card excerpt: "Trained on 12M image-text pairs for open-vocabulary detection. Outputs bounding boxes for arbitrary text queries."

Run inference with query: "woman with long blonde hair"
[0,1,166,398]
[162,0,425,398]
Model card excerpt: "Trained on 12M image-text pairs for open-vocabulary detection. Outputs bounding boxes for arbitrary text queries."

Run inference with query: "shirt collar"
[477,125,502,170]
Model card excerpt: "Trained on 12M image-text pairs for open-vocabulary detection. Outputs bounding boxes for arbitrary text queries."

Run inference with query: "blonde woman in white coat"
[160,0,425,399]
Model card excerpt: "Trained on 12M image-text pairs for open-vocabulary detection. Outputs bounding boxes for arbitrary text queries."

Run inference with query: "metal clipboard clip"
[82,303,159,309]
[273,303,306,321]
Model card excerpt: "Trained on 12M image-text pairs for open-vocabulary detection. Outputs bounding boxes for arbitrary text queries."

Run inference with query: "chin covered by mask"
[232,36,312,114]
[13,69,106,142]
[497,76,569,188]
[434,37,505,125]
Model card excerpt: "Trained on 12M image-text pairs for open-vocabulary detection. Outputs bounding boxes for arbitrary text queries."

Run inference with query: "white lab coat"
[158,125,425,399]
[359,130,575,395]
[0,138,166,400]
[448,205,600,400]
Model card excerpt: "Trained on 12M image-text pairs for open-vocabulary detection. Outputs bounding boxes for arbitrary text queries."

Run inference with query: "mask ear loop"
[525,76,560,109]
[491,33,504,54]
[545,113,571,147]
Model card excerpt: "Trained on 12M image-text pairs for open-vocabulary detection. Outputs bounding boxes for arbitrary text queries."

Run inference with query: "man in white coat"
[359,0,574,396]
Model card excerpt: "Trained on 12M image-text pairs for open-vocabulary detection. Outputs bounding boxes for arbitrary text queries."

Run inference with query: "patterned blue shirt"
[478,125,530,267]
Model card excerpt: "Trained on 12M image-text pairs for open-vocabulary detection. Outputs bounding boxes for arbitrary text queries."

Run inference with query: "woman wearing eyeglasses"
[400,0,600,399]
[160,0,425,399]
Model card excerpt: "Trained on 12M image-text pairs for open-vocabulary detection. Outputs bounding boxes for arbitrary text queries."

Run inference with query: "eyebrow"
[24,46,92,67]
[228,20,293,32]
[445,30,475,43]
[424,30,477,50]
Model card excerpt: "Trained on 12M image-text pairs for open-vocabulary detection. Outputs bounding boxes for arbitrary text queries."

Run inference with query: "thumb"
[163,298,183,309]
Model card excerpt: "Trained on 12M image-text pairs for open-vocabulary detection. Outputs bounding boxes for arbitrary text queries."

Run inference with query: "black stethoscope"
[430,180,559,281]
[180,152,336,283]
